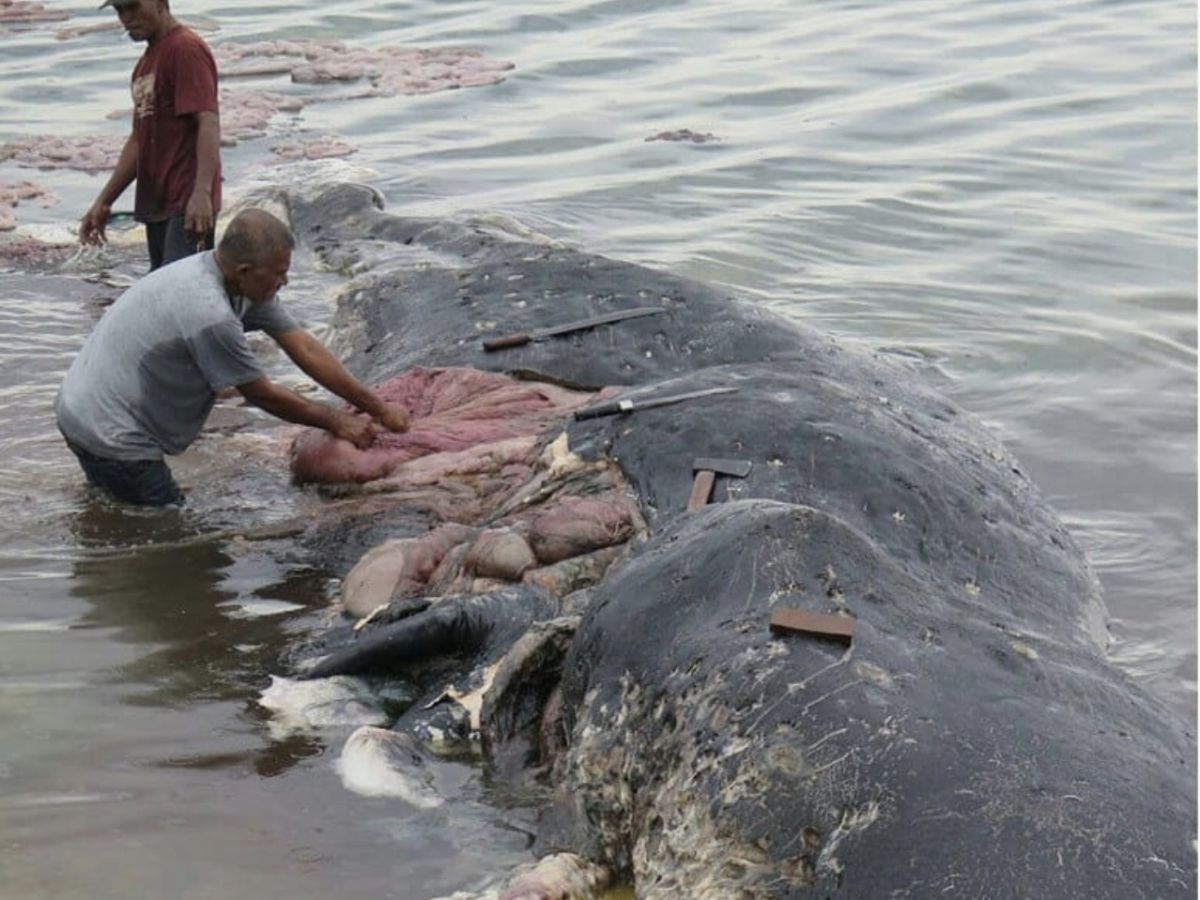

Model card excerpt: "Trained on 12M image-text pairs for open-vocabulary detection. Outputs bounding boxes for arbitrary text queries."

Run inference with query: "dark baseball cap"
[97,0,139,9]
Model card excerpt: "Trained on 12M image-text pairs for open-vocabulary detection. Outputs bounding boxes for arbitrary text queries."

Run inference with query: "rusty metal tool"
[482,306,666,351]
[768,608,856,645]
[687,456,752,512]
[573,386,737,421]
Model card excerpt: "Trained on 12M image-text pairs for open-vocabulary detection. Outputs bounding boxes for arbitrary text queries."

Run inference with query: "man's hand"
[184,191,214,248]
[373,403,410,433]
[274,330,417,436]
[238,375,383,448]
[330,411,378,450]
[79,201,111,246]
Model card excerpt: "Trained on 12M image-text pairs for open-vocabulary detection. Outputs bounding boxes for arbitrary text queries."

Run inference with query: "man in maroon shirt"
[79,0,221,270]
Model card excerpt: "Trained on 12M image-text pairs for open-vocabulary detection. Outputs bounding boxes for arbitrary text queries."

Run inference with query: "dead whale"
[275,182,1195,899]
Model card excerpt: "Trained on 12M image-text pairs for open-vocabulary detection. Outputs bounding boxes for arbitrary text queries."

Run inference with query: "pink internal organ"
[298,367,645,617]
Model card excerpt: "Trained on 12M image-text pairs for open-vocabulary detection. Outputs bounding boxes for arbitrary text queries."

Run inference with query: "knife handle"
[573,399,632,420]
[482,332,532,351]
[686,469,716,512]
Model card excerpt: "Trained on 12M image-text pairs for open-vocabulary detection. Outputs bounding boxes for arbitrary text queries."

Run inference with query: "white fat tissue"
[336,725,444,808]
[256,674,389,740]
[541,431,586,480]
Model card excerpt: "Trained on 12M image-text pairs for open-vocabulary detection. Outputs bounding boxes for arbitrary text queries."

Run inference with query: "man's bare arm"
[236,374,376,448]
[184,110,220,242]
[80,131,138,245]
[273,329,409,431]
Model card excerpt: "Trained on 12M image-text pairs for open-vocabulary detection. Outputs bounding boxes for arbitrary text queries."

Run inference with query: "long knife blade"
[482,306,666,351]
[573,386,739,421]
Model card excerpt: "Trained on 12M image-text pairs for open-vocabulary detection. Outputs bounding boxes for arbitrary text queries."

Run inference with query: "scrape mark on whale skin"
[563,658,890,898]
[814,801,880,880]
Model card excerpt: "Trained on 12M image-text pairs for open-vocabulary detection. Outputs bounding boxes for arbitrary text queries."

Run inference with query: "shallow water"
[0,0,1194,897]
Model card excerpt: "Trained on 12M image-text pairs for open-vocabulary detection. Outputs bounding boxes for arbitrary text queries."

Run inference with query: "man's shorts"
[64,439,184,507]
[145,215,215,271]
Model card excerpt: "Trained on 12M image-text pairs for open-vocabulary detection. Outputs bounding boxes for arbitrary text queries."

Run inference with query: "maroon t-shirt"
[130,26,221,222]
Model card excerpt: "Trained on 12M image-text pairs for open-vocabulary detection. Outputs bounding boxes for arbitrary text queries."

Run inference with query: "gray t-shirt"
[56,250,298,460]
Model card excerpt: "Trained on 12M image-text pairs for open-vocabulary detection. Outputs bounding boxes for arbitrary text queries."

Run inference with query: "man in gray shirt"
[56,207,409,506]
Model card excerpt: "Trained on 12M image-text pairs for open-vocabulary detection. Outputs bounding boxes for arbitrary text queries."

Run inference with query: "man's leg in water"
[145,216,214,271]
[65,441,185,507]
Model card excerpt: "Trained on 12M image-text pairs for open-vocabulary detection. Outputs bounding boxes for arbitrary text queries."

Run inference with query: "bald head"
[215,209,295,304]
[218,208,295,266]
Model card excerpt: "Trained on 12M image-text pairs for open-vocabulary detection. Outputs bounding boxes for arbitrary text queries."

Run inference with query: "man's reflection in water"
[66,495,327,776]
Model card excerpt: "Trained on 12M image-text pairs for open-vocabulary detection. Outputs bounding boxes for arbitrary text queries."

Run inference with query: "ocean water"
[0,1,1194,897]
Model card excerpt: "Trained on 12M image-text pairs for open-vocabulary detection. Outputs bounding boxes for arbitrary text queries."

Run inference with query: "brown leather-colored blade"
[686,469,716,511]
[768,608,855,645]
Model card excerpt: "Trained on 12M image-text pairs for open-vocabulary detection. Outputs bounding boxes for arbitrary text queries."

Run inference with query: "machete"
[573,386,738,421]
[482,306,666,351]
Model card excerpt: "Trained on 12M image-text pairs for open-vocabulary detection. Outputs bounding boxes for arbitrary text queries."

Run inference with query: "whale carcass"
[271,183,1195,899]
